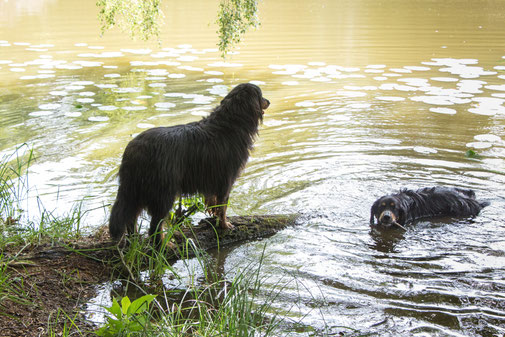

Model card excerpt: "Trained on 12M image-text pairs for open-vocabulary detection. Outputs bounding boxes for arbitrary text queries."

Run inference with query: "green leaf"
[127,321,145,332]
[105,297,122,318]
[95,326,107,337]
[465,149,481,159]
[127,294,156,315]
[216,0,260,57]
[121,296,132,315]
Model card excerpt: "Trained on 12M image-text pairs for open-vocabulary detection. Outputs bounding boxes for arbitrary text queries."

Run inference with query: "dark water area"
[1,0,505,335]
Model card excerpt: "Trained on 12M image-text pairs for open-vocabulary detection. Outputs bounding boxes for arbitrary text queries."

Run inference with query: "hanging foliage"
[96,0,164,41]
[217,0,260,57]
[96,0,260,57]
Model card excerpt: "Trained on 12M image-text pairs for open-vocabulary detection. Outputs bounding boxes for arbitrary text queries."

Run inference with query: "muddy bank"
[0,214,298,336]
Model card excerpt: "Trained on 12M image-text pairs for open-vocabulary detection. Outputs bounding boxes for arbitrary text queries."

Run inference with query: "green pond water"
[1,0,505,335]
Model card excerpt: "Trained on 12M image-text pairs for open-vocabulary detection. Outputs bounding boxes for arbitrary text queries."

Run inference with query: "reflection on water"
[1,0,505,335]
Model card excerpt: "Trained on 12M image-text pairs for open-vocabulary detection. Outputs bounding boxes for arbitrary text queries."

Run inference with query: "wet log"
[13,214,299,264]
[170,214,299,255]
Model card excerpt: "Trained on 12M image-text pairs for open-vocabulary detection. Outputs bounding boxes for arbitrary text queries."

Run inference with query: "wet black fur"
[370,186,489,227]
[109,83,269,243]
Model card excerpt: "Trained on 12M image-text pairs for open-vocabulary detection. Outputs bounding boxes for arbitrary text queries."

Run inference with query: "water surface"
[1,0,505,335]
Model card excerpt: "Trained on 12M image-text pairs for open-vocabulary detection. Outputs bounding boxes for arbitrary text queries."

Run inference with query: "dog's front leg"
[214,196,234,230]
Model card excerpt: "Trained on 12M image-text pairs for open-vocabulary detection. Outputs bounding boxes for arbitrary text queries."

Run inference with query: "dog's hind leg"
[147,193,175,246]
[109,188,142,240]
[204,194,218,216]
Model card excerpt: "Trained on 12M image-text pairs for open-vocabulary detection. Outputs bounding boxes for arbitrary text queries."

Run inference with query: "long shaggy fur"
[370,186,489,228]
[109,83,270,243]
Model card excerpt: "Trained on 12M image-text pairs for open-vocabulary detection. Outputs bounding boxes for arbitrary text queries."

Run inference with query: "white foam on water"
[154,102,176,109]
[98,105,118,111]
[429,107,457,115]
[88,116,110,122]
[137,123,155,129]
[29,111,54,117]
[474,134,502,143]
[295,101,316,107]
[413,146,438,154]
[39,103,61,110]
[376,96,405,101]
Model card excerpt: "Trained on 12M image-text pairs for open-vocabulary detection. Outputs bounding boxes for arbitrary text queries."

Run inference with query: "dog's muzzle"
[378,210,396,226]
[262,98,270,111]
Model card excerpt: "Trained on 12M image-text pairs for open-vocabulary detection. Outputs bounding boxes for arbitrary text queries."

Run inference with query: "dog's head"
[370,195,407,228]
[220,83,270,123]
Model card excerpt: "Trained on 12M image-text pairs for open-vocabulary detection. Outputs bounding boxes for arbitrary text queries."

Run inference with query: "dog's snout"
[379,210,394,224]
[262,98,270,110]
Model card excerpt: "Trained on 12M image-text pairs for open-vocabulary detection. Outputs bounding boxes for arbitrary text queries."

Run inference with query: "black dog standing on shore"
[370,186,489,229]
[109,83,270,244]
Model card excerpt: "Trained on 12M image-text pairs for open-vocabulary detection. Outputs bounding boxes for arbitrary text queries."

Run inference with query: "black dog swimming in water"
[370,186,489,229]
[109,83,270,245]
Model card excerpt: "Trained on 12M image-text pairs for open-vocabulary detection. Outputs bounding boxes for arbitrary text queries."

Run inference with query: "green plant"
[96,294,157,336]
[465,149,481,159]
[96,0,260,57]
[97,0,164,41]
[0,254,31,313]
[48,309,84,337]
[217,0,260,57]
[0,144,33,227]
[0,145,90,250]
[153,245,285,336]
[31,198,86,244]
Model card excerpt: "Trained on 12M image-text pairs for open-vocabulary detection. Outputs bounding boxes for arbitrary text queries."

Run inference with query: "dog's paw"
[165,241,178,251]
[220,221,235,230]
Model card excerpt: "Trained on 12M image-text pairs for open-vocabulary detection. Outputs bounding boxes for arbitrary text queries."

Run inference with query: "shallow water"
[1,0,505,335]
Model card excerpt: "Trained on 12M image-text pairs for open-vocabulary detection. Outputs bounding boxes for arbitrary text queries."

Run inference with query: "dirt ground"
[0,215,297,336]
[0,236,114,337]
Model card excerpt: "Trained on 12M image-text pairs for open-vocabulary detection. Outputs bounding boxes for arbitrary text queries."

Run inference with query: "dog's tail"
[109,188,139,241]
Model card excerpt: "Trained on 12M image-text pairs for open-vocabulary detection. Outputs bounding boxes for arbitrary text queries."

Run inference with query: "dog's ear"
[397,199,409,225]
[370,201,378,225]
[221,84,263,122]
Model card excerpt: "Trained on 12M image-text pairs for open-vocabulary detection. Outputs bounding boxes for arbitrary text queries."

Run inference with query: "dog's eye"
[390,202,395,207]
[381,202,386,206]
